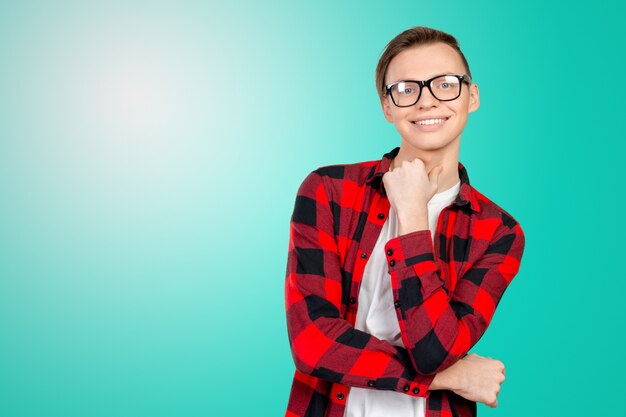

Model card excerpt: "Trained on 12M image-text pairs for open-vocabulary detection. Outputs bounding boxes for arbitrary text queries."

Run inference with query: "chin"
[401,134,460,153]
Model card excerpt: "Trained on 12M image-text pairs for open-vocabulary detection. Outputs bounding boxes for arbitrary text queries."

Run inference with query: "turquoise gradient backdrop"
[1,1,623,416]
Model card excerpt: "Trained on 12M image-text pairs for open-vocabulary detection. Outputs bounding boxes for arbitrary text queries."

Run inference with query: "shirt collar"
[365,147,481,213]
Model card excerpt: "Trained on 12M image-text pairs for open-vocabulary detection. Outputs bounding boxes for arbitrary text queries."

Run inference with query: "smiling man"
[284,26,525,417]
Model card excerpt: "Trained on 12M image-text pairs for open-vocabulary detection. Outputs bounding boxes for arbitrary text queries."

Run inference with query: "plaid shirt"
[284,147,525,417]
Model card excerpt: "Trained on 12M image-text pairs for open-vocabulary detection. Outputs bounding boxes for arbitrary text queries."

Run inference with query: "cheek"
[394,108,412,120]
[449,112,469,133]
[451,101,470,118]
[385,109,402,123]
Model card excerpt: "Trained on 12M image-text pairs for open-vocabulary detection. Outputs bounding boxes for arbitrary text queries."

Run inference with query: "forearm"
[384,223,525,375]
[287,295,435,396]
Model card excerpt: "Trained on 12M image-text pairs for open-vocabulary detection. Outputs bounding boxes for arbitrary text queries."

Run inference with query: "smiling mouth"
[411,117,450,126]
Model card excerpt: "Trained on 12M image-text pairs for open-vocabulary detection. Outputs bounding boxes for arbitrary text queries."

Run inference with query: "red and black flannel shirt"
[284,146,525,417]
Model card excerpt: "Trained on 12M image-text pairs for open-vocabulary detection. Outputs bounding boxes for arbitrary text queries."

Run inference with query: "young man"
[283,26,525,417]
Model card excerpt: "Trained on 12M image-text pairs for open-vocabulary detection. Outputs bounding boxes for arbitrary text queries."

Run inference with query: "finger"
[428,165,443,185]
[408,157,424,167]
[427,164,441,174]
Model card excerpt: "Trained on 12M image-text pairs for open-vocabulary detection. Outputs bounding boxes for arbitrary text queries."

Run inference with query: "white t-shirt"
[343,180,461,417]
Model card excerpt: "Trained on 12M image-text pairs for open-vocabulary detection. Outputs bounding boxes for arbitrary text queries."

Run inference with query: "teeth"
[415,118,447,125]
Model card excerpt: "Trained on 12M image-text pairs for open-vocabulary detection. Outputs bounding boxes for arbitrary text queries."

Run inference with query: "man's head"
[376,26,480,154]
[375,27,471,100]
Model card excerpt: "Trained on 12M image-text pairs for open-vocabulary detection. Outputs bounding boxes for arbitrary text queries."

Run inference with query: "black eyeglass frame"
[384,74,473,107]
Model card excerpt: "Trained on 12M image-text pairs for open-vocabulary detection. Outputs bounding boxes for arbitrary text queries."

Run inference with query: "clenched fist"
[382,157,443,234]
[431,353,506,408]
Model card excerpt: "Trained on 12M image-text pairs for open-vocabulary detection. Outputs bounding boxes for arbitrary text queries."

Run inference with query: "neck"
[392,139,461,193]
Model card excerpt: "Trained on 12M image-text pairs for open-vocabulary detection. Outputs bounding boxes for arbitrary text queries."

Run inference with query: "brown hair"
[375,26,472,99]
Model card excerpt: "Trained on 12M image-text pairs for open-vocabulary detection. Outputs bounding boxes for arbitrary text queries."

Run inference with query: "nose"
[415,85,439,109]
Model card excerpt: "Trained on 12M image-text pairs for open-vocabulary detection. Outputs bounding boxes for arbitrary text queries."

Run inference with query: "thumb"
[429,165,444,185]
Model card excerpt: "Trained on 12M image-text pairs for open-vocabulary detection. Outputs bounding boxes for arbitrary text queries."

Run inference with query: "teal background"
[0,1,623,416]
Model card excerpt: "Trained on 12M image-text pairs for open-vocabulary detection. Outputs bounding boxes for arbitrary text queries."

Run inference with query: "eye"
[433,76,460,91]
[395,82,419,95]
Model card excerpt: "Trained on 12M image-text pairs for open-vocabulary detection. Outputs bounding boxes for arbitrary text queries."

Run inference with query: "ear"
[380,95,394,123]
[468,83,480,113]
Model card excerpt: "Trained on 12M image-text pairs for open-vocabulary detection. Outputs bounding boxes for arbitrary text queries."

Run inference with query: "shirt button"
[389,260,395,267]
[349,297,356,304]
[368,380,375,387]
[377,213,385,220]
[337,392,344,400]
[413,387,420,394]
[394,300,401,308]
[403,384,410,392]
[386,249,393,256]
[361,253,368,259]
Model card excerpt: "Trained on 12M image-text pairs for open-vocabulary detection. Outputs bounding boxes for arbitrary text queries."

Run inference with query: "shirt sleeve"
[285,171,435,397]
[382,216,526,375]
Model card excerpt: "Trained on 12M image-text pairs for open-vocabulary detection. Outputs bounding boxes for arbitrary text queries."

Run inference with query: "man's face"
[381,42,480,154]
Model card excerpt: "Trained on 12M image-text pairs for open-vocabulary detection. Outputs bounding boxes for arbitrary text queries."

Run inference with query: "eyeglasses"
[384,74,472,107]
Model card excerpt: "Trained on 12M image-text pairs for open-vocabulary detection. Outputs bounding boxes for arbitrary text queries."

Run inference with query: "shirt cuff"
[383,229,445,298]
[402,373,434,397]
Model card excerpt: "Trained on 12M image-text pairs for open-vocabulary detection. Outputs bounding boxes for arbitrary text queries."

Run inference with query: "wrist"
[397,211,428,235]
[430,372,452,391]
[429,365,462,392]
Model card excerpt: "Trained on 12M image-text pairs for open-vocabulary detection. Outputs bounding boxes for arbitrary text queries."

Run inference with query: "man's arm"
[383,218,525,376]
[380,158,526,377]
[285,171,434,398]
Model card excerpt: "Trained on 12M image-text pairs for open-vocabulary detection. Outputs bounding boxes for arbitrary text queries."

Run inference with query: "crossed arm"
[285,171,525,402]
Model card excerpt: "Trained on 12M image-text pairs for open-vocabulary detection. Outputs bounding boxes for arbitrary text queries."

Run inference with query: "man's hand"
[430,353,506,408]
[382,158,443,234]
